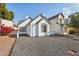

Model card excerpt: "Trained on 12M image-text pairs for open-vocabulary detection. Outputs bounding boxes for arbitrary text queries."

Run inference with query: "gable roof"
[18,17,32,25]
[48,13,64,20]
[32,14,50,25]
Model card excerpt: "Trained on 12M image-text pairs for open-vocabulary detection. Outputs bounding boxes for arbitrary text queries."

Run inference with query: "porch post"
[17,27,19,38]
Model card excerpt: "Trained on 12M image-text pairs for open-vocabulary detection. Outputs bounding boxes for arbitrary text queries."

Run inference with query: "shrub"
[0,26,13,35]
[69,29,79,35]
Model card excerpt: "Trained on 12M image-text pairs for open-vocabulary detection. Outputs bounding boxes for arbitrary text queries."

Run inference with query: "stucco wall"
[49,14,64,34]
[49,18,60,33]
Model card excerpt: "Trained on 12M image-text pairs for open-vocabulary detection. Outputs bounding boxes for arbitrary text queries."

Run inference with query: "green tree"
[0,3,14,20]
[69,14,79,34]
[9,11,14,20]
[0,3,6,8]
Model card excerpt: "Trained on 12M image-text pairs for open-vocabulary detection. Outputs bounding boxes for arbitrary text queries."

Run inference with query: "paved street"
[10,36,79,56]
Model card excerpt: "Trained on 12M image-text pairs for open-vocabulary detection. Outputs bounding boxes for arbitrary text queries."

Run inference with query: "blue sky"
[6,3,79,24]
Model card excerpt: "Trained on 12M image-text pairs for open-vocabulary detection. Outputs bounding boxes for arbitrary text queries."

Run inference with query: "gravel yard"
[10,36,79,56]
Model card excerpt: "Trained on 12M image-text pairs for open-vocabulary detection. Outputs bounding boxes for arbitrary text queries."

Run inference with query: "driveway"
[10,36,79,56]
[0,36,15,56]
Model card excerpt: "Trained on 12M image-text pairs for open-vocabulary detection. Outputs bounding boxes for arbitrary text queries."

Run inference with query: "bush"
[0,26,13,35]
[69,29,79,35]
[69,30,76,34]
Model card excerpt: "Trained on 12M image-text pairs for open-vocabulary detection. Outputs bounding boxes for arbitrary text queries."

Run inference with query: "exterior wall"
[57,14,64,34]
[19,23,32,36]
[49,15,64,34]
[38,19,50,36]
[34,24,38,36]
[49,18,60,33]
[57,14,64,24]
[31,24,38,37]
[26,23,31,36]
[1,19,13,27]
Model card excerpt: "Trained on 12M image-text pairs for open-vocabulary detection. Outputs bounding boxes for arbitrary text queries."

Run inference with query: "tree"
[69,14,79,34]
[0,3,6,18]
[9,11,14,20]
[0,3,6,8]
[0,3,14,20]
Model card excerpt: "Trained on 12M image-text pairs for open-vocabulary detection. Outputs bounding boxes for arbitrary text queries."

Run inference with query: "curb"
[8,38,16,56]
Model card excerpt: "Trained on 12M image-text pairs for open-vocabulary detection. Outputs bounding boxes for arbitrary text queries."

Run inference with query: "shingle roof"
[17,17,32,25]
[32,14,50,24]
[48,13,64,20]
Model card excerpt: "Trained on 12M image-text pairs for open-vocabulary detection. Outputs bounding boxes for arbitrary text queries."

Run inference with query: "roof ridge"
[48,12,64,20]
[18,17,32,25]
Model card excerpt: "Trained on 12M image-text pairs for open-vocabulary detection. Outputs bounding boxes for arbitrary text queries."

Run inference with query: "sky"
[6,3,79,24]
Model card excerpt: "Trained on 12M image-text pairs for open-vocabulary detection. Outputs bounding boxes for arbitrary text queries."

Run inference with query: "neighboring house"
[0,19,13,28]
[17,13,65,37]
[48,13,64,34]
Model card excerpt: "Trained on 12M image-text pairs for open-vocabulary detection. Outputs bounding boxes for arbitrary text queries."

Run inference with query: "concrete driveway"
[10,36,79,56]
[0,36,15,56]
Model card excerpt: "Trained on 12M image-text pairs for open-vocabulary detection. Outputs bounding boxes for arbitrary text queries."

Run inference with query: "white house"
[17,13,64,38]
[17,14,50,37]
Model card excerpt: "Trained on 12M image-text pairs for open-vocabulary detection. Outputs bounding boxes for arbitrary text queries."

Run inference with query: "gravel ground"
[10,36,79,56]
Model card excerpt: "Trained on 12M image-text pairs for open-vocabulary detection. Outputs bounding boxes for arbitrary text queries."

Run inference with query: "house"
[48,13,64,34]
[17,14,50,37]
[17,13,65,38]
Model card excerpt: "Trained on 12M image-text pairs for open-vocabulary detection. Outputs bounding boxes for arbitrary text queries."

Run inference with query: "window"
[20,27,26,32]
[41,24,47,32]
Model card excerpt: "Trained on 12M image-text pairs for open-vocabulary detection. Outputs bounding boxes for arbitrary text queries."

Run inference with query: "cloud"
[72,3,79,7]
[62,4,79,18]
[62,8,71,14]
[62,7,72,18]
